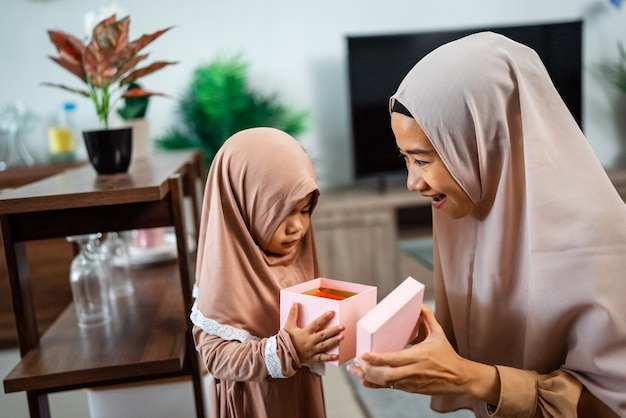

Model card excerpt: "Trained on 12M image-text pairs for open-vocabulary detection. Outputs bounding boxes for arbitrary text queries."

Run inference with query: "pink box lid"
[356,276,424,356]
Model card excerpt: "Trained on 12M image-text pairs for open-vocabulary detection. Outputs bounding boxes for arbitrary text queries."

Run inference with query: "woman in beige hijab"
[191,127,344,418]
[348,32,626,417]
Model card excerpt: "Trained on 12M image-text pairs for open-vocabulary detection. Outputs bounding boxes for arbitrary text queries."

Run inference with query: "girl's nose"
[286,215,304,234]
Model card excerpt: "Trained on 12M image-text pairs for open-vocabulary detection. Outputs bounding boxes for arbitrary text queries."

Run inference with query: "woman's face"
[392,112,475,219]
[266,193,315,256]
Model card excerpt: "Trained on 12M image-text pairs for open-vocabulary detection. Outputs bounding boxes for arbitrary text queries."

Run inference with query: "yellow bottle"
[48,102,78,162]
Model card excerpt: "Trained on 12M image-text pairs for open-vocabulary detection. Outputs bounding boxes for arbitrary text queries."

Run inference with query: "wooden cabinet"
[0,152,206,418]
[314,170,626,302]
[313,184,431,300]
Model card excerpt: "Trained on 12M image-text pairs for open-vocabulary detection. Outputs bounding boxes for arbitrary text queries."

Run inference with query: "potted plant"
[598,40,626,167]
[117,82,151,161]
[599,41,626,95]
[43,14,177,174]
[155,54,308,172]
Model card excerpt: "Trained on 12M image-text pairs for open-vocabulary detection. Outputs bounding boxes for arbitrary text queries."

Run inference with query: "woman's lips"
[431,194,447,209]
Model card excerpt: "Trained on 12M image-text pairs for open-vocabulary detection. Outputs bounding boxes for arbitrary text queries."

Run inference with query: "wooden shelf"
[4,262,186,393]
[0,151,206,418]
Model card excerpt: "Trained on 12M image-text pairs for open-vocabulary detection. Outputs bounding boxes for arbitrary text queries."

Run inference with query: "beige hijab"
[194,127,321,339]
[392,32,626,415]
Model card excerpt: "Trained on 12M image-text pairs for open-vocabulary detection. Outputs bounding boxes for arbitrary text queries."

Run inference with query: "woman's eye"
[398,152,427,167]
[397,153,409,163]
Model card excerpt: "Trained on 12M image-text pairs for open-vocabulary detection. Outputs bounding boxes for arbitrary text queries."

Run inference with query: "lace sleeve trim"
[304,361,325,377]
[265,336,285,378]
[189,299,324,378]
[189,300,260,343]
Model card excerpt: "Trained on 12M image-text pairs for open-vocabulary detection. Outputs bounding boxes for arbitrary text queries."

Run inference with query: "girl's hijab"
[194,127,320,339]
[392,32,626,415]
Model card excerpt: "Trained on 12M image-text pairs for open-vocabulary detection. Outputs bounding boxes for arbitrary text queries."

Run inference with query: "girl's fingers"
[308,310,335,331]
[284,302,299,329]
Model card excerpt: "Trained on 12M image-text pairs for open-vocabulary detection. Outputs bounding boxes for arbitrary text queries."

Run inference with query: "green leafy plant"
[43,14,177,129]
[155,54,308,169]
[599,41,626,95]
[117,82,150,120]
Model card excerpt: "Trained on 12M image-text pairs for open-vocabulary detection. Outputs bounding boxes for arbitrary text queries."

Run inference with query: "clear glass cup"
[66,233,113,328]
[100,231,135,298]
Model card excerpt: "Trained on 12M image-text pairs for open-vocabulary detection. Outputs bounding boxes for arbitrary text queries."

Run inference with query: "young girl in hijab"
[348,32,626,417]
[191,127,344,418]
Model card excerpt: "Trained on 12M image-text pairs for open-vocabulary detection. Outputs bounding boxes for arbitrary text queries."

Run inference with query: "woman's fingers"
[360,344,420,367]
[349,357,403,388]
[419,304,441,336]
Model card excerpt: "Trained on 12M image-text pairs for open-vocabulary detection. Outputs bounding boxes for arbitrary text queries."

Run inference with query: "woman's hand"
[284,302,345,364]
[347,305,500,404]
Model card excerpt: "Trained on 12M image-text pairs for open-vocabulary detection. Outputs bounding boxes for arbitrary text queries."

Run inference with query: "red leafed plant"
[42,14,177,129]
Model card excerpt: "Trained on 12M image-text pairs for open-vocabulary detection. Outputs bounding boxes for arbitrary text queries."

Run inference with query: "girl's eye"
[415,159,427,167]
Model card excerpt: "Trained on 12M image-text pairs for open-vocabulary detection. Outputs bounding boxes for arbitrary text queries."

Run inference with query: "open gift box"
[280,276,425,366]
[280,278,377,365]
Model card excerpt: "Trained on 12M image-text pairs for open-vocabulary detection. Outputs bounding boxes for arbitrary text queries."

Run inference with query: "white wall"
[1,0,625,188]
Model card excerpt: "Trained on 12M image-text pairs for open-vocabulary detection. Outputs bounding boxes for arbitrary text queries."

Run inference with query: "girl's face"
[392,112,475,219]
[266,193,315,256]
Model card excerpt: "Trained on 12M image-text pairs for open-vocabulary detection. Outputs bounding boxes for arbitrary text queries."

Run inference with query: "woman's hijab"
[392,32,626,415]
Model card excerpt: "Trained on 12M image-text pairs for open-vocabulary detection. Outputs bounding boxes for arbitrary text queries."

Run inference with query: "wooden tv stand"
[314,169,626,300]
[313,183,432,299]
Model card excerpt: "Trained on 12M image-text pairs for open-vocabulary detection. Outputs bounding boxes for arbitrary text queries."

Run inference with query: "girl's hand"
[347,305,499,403]
[284,302,344,364]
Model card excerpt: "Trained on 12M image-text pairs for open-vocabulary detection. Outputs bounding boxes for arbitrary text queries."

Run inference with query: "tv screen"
[347,20,583,182]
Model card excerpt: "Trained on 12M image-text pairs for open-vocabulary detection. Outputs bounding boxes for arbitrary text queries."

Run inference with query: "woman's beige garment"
[392,32,626,417]
[191,127,325,417]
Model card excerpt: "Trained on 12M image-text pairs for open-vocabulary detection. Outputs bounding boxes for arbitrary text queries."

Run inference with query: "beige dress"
[190,128,326,418]
[193,329,325,418]
[392,32,626,417]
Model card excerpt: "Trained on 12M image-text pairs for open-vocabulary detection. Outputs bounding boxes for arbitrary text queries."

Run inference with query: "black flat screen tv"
[347,20,583,183]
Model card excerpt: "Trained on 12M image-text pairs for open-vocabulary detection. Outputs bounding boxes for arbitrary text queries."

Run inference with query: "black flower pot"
[82,127,133,174]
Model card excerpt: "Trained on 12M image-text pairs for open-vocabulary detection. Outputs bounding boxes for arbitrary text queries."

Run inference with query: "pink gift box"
[280,278,377,366]
[356,276,424,357]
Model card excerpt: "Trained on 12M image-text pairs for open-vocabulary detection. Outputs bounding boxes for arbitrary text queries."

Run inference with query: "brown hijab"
[194,127,321,339]
[392,32,626,415]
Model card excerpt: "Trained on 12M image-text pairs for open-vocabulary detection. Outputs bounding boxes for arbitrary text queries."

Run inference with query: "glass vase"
[100,231,135,298]
[66,233,112,328]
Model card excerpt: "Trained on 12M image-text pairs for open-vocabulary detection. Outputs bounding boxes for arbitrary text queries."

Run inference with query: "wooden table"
[0,151,206,418]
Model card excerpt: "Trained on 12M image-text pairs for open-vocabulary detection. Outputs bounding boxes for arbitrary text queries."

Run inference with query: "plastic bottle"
[47,101,78,162]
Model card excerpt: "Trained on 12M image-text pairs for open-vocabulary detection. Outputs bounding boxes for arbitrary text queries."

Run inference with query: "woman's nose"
[406,167,425,192]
